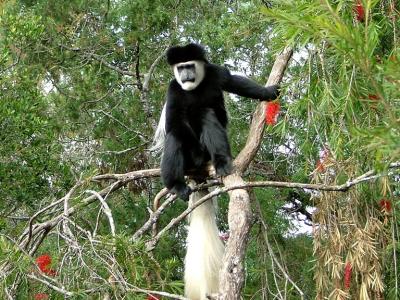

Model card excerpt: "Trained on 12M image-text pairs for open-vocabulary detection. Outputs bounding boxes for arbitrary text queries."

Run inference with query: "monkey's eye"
[178,64,195,72]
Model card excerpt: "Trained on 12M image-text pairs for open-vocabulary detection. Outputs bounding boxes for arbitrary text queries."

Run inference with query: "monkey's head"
[166,43,207,91]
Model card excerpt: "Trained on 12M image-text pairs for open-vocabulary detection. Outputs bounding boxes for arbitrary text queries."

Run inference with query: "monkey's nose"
[182,74,196,83]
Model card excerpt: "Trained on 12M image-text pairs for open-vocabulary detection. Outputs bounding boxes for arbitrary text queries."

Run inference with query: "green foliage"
[263,0,400,167]
[1,0,399,298]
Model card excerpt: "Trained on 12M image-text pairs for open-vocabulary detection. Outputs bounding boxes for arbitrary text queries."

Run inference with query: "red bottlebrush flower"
[315,148,330,172]
[315,159,326,172]
[34,293,49,300]
[368,94,380,101]
[344,262,352,290]
[379,199,392,213]
[36,254,56,276]
[265,101,280,125]
[354,0,365,22]
[147,295,160,300]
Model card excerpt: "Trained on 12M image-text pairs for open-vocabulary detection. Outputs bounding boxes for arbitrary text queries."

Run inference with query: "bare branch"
[255,200,305,299]
[142,49,167,93]
[96,109,149,142]
[86,190,116,237]
[126,285,189,300]
[144,163,399,251]
[134,181,219,243]
[27,273,74,297]
[92,168,160,181]
[140,47,168,129]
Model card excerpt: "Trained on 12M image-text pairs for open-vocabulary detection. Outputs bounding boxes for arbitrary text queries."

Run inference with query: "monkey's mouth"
[182,78,195,83]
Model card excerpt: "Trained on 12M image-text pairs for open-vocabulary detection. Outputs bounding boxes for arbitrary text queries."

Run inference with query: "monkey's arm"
[215,65,279,100]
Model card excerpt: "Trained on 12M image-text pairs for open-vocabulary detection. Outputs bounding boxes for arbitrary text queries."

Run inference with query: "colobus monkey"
[152,43,279,300]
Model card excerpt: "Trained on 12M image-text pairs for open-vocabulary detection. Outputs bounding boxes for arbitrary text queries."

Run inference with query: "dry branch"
[143,162,400,255]
[0,169,159,282]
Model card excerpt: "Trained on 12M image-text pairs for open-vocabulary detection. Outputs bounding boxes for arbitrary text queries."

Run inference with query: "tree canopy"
[0,0,399,299]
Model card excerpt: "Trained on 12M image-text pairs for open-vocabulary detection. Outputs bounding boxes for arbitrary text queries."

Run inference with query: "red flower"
[265,101,280,125]
[315,148,330,172]
[147,295,160,300]
[344,262,352,290]
[389,55,397,62]
[315,159,325,172]
[36,254,56,276]
[34,293,49,300]
[368,94,380,101]
[354,0,365,22]
[379,199,392,213]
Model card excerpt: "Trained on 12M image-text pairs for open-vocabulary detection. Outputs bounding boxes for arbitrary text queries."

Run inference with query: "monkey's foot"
[170,184,192,201]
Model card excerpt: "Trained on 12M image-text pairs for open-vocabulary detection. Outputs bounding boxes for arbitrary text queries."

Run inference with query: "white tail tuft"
[149,103,167,154]
[184,188,225,300]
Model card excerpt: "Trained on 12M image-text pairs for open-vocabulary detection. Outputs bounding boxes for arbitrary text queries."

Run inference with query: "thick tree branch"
[234,46,294,174]
[218,46,293,300]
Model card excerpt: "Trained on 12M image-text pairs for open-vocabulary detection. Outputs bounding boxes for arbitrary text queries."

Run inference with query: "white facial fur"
[173,60,205,91]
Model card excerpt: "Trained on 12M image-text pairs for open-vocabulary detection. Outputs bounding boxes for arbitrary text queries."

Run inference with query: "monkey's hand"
[263,84,280,101]
[214,155,233,177]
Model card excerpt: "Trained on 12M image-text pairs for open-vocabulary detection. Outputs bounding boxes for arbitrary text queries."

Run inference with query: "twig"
[86,190,116,237]
[132,194,178,242]
[140,47,168,129]
[152,188,169,237]
[139,181,220,247]
[126,285,189,300]
[96,109,148,142]
[92,168,160,181]
[25,181,83,248]
[27,273,74,297]
[142,49,167,93]
[255,200,305,299]
[100,145,145,155]
[59,44,136,76]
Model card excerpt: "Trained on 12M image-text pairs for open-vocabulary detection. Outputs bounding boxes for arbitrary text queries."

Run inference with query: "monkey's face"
[173,60,205,91]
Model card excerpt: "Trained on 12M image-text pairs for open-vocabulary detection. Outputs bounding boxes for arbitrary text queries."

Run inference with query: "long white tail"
[184,188,225,300]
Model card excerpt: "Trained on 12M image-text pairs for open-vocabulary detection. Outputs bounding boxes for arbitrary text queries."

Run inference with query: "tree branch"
[234,46,294,174]
[218,46,293,300]
[59,44,136,76]
[27,273,74,297]
[142,162,400,250]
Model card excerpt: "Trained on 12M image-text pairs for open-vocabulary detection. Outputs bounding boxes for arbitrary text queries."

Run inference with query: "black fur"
[161,44,280,200]
[166,43,208,65]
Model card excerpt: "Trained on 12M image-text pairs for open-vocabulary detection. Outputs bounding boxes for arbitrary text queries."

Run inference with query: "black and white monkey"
[152,43,279,300]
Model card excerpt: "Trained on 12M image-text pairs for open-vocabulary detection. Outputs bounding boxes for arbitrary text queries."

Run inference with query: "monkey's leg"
[161,133,191,200]
[200,109,232,176]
